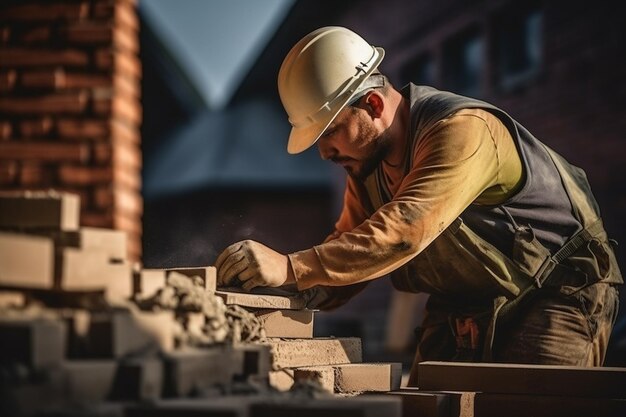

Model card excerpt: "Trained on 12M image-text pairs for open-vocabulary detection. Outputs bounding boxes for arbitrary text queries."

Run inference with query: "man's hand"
[215,240,295,291]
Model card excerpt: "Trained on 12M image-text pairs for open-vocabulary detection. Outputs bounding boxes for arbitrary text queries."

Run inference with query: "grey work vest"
[360,84,622,306]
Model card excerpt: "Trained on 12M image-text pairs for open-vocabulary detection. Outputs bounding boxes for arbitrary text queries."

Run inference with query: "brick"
[263,337,362,370]
[0,290,25,308]
[232,343,272,382]
[94,48,141,78]
[109,357,163,401]
[0,48,89,67]
[0,26,9,43]
[93,1,139,32]
[19,162,54,186]
[0,2,90,21]
[58,164,140,189]
[126,398,248,417]
[19,117,54,137]
[215,289,307,310]
[0,69,16,91]
[19,26,52,44]
[93,141,142,169]
[0,232,54,288]
[62,22,138,53]
[0,92,88,114]
[416,361,626,398]
[57,118,109,139]
[162,347,241,397]
[94,186,143,217]
[253,308,314,338]
[0,317,66,369]
[56,247,132,299]
[20,69,65,89]
[0,160,17,185]
[268,369,294,391]
[164,266,216,291]
[472,392,626,417]
[87,308,175,358]
[295,363,402,393]
[250,396,402,417]
[0,141,89,162]
[62,360,118,405]
[0,191,80,230]
[0,120,11,139]
[386,389,455,417]
[92,93,142,125]
[136,268,166,297]
[40,226,128,261]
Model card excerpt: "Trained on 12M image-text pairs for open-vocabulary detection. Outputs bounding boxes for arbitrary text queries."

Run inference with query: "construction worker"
[215,26,622,381]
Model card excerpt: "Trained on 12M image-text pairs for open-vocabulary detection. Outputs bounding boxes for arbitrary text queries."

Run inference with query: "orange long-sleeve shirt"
[288,108,524,291]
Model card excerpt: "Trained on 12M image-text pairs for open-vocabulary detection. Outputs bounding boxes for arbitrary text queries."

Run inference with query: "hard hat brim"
[286,46,385,155]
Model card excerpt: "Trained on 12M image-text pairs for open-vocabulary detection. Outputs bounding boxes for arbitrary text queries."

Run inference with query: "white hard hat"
[278,26,385,154]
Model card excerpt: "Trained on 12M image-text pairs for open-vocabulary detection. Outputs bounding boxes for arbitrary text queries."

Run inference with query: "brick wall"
[0,0,142,260]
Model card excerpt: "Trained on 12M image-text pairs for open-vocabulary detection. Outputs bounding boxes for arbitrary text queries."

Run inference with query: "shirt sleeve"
[289,110,507,290]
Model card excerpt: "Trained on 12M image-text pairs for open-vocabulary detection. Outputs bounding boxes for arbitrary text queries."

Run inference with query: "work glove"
[215,240,295,291]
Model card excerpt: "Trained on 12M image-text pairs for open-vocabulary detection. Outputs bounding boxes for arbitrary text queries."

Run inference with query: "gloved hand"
[215,240,295,291]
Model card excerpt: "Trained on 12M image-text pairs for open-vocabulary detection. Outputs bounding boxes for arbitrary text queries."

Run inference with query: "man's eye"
[322,128,336,138]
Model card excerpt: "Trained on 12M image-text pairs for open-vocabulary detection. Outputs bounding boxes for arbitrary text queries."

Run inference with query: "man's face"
[316,104,391,181]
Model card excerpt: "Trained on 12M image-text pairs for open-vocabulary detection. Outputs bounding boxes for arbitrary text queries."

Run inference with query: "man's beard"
[347,129,393,181]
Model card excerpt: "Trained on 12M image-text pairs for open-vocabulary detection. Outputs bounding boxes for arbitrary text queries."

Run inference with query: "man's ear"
[364,91,384,119]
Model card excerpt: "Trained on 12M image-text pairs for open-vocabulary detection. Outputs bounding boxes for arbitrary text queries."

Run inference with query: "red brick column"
[0,0,142,260]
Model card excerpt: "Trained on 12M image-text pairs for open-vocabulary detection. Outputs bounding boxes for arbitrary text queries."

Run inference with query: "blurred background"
[2,0,625,366]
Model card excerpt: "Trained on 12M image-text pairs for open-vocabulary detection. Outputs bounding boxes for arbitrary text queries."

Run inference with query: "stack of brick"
[0,191,402,416]
[387,361,626,417]
[0,0,142,260]
[214,287,403,396]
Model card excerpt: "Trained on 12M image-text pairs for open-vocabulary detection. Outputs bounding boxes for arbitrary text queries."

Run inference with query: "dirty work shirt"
[288,108,523,291]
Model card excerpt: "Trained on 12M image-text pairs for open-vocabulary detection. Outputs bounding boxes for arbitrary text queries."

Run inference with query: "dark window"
[402,53,436,86]
[443,28,485,98]
[494,3,543,91]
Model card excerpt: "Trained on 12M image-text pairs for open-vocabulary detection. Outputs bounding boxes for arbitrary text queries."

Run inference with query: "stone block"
[165,266,216,291]
[126,397,249,417]
[162,347,239,397]
[0,191,80,230]
[263,337,362,370]
[0,317,66,369]
[250,395,402,417]
[386,389,454,417]
[232,343,272,382]
[416,361,626,398]
[216,289,306,310]
[62,360,118,405]
[0,232,54,288]
[110,357,163,401]
[136,268,166,297]
[295,362,402,393]
[253,308,314,338]
[268,369,294,391]
[86,308,174,358]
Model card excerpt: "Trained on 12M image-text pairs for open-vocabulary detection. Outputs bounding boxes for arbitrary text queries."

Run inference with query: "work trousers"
[407,282,619,386]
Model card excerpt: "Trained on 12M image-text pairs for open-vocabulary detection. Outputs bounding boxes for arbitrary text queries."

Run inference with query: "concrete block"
[216,289,306,310]
[45,227,128,261]
[162,347,239,397]
[472,392,626,417]
[417,361,626,398]
[0,231,54,288]
[253,308,314,338]
[0,191,79,230]
[135,268,166,297]
[250,395,402,417]
[62,360,118,405]
[232,343,272,382]
[110,357,163,401]
[126,398,249,417]
[57,247,133,301]
[268,369,294,391]
[165,266,216,291]
[295,363,402,393]
[386,389,454,417]
[263,337,362,370]
[0,317,66,369]
[86,308,174,358]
